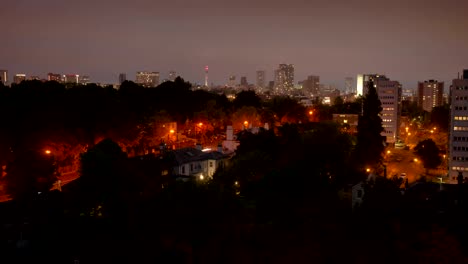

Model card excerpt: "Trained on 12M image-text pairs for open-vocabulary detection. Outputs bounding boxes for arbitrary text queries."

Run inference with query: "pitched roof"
[170,147,227,165]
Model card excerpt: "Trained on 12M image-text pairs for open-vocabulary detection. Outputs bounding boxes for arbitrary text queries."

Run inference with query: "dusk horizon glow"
[2,0,467,90]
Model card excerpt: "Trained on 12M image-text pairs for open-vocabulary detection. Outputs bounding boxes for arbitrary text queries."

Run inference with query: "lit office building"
[47,73,62,82]
[256,70,265,89]
[13,74,26,84]
[63,74,79,84]
[0,70,7,85]
[136,71,160,87]
[79,75,90,85]
[448,69,468,182]
[417,80,444,112]
[274,64,294,93]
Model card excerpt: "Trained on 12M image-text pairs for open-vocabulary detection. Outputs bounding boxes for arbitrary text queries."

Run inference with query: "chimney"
[196,142,202,151]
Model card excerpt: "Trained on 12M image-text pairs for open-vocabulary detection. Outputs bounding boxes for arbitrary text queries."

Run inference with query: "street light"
[45,150,51,155]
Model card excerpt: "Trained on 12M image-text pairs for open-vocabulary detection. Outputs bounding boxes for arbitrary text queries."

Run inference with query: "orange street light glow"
[169,129,174,133]
[366,168,370,172]
[244,121,248,125]
[198,122,203,127]
[309,110,313,115]
[45,150,51,154]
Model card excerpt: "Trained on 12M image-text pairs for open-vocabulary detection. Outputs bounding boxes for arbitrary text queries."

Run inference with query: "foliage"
[356,81,385,167]
[3,150,57,201]
[430,104,450,132]
[78,139,131,216]
[414,139,441,172]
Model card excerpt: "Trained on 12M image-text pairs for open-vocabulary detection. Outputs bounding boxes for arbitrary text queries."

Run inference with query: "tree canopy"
[356,81,385,168]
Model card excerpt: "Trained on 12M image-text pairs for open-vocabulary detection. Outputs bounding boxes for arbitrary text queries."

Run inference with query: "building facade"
[448,70,468,182]
[47,73,62,82]
[377,79,402,144]
[118,73,127,84]
[256,70,265,89]
[63,74,79,84]
[274,64,294,94]
[345,77,354,95]
[0,70,7,85]
[136,71,160,87]
[13,74,26,84]
[302,75,320,96]
[417,80,444,112]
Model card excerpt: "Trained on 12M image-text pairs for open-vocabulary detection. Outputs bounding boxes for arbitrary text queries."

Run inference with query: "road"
[0,170,79,202]
[384,147,447,184]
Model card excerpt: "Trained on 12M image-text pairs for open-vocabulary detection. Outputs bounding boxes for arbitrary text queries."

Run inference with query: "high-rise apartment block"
[13,74,26,84]
[360,74,401,144]
[448,70,468,182]
[47,73,62,82]
[377,78,402,144]
[274,64,294,93]
[119,73,127,84]
[0,70,7,85]
[357,74,388,96]
[345,77,354,94]
[78,75,90,85]
[256,70,265,89]
[63,74,79,84]
[417,80,444,112]
[136,71,160,87]
[301,75,320,96]
[240,76,248,87]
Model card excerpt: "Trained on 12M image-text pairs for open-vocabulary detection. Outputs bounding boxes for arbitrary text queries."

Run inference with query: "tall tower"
[204,66,209,87]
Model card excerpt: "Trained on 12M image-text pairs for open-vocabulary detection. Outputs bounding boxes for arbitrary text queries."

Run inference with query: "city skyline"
[1,0,467,90]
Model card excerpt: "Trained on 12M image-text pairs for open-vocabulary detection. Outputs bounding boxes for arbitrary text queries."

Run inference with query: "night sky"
[2,0,467,90]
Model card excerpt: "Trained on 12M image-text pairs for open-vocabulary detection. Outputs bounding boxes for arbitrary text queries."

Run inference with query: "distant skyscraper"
[204,66,209,87]
[448,70,468,182]
[345,77,354,94]
[275,64,294,92]
[47,73,61,82]
[63,74,79,84]
[13,74,26,84]
[136,71,160,87]
[228,75,236,87]
[256,70,265,89]
[302,75,320,96]
[169,71,177,82]
[0,70,7,85]
[119,73,127,84]
[79,75,90,85]
[240,76,248,87]
[417,80,444,112]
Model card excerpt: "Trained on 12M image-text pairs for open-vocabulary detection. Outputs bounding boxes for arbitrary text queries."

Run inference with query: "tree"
[78,139,131,217]
[3,150,57,202]
[414,139,441,174]
[356,81,385,168]
[233,90,261,110]
[430,105,449,132]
